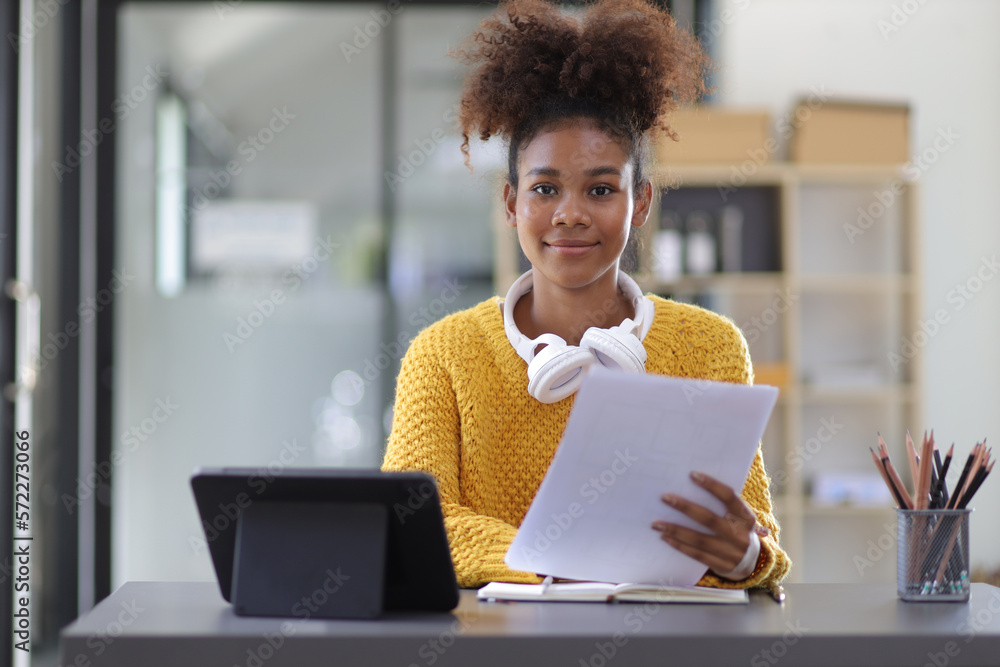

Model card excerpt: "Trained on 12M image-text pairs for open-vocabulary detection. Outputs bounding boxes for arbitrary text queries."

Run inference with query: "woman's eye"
[532,184,556,195]
[591,185,613,196]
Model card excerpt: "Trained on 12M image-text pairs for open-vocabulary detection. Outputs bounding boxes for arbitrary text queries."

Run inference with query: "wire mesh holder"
[897,509,972,602]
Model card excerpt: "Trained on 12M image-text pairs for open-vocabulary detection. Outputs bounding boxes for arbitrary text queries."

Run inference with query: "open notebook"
[478,581,748,604]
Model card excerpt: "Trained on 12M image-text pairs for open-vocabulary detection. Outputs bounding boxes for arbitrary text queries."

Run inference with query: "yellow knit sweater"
[382,294,791,589]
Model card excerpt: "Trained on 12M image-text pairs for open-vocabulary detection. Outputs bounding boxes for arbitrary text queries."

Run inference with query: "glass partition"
[114,2,498,585]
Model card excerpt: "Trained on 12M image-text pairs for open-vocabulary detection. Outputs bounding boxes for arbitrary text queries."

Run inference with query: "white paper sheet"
[505,366,779,585]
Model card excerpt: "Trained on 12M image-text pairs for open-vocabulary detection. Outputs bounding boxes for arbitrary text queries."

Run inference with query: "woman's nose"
[552,195,590,226]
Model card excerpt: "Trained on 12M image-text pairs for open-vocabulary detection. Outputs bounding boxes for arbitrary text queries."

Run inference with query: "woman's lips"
[546,241,597,257]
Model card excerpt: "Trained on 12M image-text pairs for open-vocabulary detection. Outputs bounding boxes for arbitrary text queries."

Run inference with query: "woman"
[382,0,790,589]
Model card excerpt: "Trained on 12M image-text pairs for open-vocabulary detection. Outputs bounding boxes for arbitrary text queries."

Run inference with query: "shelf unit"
[494,161,923,584]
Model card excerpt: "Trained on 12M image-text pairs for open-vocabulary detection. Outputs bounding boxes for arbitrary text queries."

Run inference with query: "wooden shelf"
[650,163,921,583]
[657,162,916,187]
[797,274,916,293]
[640,273,918,295]
[654,163,790,186]
[773,496,898,518]
[798,383,918,404]
[802,503,897,518]
[790,163,916,184]
[493,160,922,584]
[635,272,783,295]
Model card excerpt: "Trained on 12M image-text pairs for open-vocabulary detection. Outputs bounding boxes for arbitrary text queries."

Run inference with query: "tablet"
[190,467,459,618]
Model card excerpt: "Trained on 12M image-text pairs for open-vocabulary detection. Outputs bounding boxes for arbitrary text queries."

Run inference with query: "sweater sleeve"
[679,309,792,589]
[381,330,542,589]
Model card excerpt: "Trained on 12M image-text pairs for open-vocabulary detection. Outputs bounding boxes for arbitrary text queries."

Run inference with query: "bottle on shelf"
[653,210,683,282]
[684,210,717,275]
[718,205,744,273]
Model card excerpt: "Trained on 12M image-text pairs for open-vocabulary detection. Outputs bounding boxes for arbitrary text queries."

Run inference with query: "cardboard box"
[791,99,910,164]
[655,107,772,165]
[752,362,790,390]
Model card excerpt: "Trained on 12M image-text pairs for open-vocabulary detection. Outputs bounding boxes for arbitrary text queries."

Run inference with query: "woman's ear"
[503,182,517,228]
[631,180,654,228]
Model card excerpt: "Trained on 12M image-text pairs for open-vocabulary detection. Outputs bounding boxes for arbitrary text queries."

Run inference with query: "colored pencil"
[956,443,986,507]
[930,445,943,508]
[871,447,906,508]
[866,432,996,513]
[947,443,979,510]
[957,456,993,510]
[882,451,913,510]
[937,444,954,508]
[918,431,934,510]
[905,430,919,495]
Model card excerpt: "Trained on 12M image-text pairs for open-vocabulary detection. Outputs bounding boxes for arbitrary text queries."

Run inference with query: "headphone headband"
[502,270,654,402]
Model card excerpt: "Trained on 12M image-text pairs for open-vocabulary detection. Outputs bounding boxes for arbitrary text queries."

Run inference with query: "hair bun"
[456,0,711,162]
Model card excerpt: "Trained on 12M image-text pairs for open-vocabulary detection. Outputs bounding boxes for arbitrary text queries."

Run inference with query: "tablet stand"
[231,500,388,619]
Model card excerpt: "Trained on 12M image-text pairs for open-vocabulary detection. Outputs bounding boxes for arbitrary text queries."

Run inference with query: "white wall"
[716,0,1000,571]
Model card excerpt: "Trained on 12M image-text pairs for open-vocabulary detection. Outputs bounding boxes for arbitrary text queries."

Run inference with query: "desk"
[61,582,1000,666]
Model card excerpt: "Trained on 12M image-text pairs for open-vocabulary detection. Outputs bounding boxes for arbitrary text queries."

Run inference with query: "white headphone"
[502,269,655,403]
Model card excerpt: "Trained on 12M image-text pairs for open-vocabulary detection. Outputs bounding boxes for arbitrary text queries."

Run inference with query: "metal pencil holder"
[896,509,971,602]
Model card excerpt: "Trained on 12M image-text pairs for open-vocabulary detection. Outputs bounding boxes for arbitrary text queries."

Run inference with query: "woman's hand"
[651,471,769,578]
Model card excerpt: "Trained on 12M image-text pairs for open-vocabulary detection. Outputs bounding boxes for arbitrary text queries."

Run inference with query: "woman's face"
[504,121,650,292]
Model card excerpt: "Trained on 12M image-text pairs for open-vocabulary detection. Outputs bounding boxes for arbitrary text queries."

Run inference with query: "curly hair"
[455,0,712,191]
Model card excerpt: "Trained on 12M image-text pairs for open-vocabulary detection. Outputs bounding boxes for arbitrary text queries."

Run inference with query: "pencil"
[878,438,891,462]
[912,440,993,594]
[929,465,940,509]
[948,443,979,510]
[930,446,944,508]
[957,444,986,507]
[932,518,964,588]
[957,468,986,509]
[871,447,905,508]
[938,444,954,507]
[876,439,915,508]
[906,430,919,495]
[918,431,934,510]
[883,452,914,510]
[951,442,981,508]
[958,456,993,510]
[912,432,925,509]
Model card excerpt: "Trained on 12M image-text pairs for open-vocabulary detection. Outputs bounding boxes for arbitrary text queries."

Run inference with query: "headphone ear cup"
[580,326,647,372]
[527,344,595,403]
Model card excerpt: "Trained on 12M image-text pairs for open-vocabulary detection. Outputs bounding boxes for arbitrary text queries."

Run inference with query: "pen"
[767,583,785,604]
[540,575,554,595]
